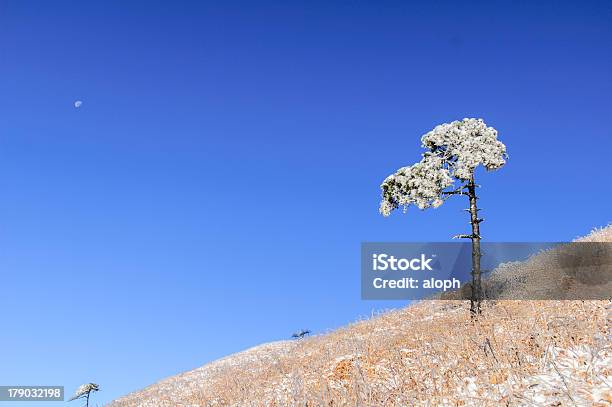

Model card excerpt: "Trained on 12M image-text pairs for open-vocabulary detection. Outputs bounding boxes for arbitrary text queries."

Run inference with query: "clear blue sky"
[1,0,610,405]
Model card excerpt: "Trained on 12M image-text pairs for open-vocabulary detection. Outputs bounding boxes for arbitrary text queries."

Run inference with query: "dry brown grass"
[110,227,612,407]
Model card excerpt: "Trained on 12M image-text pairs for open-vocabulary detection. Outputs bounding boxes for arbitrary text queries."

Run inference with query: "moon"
[74,100,83,108]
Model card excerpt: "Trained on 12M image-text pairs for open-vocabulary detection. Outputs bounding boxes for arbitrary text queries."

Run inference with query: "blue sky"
[1,0,611,404]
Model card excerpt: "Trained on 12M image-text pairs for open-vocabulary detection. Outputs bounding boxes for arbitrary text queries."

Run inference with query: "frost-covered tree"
[68,383,99,407]
[380,118,507,314]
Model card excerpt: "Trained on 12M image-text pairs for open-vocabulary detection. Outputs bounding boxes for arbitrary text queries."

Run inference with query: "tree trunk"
[467,173,482,315]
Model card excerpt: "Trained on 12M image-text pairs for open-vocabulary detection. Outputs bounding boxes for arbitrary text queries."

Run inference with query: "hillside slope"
[111,227,611,406]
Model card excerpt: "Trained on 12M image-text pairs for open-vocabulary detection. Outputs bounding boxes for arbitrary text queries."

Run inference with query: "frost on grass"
[109,227,612,407]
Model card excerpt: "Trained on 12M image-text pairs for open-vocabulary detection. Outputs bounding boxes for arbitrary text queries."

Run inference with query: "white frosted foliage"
[380,118,506,216]
[69,383,99,401]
